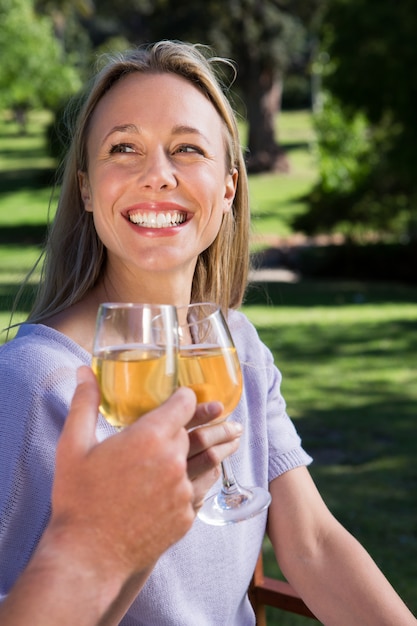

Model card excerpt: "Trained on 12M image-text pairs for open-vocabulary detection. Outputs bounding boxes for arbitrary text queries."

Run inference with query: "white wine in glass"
[92,303,178,429]
[178,344,242,420]
[178,302,271,525]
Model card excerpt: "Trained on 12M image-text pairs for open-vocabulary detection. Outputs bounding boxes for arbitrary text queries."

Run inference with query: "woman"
[0,41,415,624]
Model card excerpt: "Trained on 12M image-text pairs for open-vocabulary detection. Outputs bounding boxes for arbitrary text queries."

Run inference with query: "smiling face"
[78,71,237,298]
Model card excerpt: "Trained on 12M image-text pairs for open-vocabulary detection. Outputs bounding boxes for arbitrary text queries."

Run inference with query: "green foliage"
[312,94,374,195]
[92,0,320,104]
[294,93,417,239]
[322,0,417,131]
[94,0,315,65]
[300,0,417,240]
[0,0,82,128]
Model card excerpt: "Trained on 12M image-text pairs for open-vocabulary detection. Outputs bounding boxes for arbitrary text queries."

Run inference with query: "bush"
[294,94,417,241]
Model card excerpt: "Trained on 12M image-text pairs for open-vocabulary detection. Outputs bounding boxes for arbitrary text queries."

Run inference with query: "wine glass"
[92,303,178,429]
[177,302,272,525]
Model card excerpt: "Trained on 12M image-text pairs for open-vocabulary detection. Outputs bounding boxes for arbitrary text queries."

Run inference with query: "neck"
[96,267,194,308]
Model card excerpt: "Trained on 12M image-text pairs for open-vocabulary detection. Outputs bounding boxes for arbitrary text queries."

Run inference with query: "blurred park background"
[0,0,416,622]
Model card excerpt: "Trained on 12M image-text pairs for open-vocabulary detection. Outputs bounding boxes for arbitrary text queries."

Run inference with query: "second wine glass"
[177,302,272,525]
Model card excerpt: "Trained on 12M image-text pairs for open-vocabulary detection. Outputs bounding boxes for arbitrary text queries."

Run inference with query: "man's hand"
[52,366,197,577]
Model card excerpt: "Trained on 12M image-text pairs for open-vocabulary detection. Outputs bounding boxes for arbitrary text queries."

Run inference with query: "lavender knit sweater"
[0,310,312,625]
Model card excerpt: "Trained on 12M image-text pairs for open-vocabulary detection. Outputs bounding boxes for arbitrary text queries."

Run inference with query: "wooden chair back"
[249,551,319,624]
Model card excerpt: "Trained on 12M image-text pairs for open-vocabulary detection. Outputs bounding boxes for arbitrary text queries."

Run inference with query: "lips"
[128,210,187,228]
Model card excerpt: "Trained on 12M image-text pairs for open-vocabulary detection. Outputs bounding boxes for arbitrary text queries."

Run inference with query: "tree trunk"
[244,68,289,174]
[14,106,28,135]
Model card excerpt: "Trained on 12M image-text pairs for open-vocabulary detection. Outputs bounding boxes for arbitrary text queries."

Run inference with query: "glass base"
[197,485,272,526]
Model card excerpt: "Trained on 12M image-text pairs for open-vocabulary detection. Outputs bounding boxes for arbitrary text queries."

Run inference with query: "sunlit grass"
[244,303,417,325]
[0,189,53,223]
[249,110,318,241]
[0,110,55,171]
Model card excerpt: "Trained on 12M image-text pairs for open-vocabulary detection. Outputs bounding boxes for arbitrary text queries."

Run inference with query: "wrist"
[31,521,131,621]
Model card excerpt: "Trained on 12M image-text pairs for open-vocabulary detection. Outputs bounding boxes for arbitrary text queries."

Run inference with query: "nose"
[138,148,177,191]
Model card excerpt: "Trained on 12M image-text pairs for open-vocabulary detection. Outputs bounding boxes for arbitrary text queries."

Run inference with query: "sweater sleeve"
[0,325,91,600]
[229,310,313,483]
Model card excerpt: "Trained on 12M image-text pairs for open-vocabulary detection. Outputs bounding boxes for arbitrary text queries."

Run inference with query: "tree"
[295,0,417,240]
[0,0,82,132]
[203,1,310,172]
[91,0,323,173]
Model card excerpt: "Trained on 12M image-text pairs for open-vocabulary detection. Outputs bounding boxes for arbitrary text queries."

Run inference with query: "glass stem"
[220,458,238,491]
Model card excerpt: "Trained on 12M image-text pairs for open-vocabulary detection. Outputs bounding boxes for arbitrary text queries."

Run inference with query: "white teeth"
[129,211,186,228]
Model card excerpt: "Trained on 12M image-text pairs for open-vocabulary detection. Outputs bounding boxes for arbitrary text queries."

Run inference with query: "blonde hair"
[27,40,251,322]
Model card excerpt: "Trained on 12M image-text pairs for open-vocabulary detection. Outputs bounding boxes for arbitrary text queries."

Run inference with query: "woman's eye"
[110,143,135,154]
[175,145,204,155]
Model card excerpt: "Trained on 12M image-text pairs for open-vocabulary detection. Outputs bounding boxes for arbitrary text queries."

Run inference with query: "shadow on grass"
[0,224,47,244]
[282,141,311,152]
[255,316,417,360]
[245,278,417,307]
[0,282,36,316]
[0,167,57,192]
[296,396,417,464]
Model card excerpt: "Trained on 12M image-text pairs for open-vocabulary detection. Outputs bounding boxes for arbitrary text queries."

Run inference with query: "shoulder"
[0,324,89,364]
[0,325,90,446]
[227,309,274,366]
[0,324,90,396]
[227,309,260,341]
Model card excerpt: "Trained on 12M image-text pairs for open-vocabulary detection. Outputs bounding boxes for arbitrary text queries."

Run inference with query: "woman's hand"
[185,402,242,510]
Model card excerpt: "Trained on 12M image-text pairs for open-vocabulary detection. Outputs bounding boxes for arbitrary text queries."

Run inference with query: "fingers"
[188,420,242,458]
[186,401,224,430]
[135,386,197,436]
[187,421,242,482]
[186,422,242,508]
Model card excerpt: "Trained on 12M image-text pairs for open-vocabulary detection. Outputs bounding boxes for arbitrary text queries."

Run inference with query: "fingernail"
[229,421,243,435]
[205,401,223,417]
[76,366,89,384]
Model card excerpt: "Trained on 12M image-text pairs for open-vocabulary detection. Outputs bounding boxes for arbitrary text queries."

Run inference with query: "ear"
[223,168,238,214]
[78,170,93,213]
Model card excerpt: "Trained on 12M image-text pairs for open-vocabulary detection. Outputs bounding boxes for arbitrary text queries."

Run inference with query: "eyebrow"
[102,124,139,145]
[101,123,211,145]
[171,125,211,143]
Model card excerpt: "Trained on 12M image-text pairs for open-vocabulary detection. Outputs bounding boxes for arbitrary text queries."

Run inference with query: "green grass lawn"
[0,110,56,336]
[243,281,417,623]
[0,108,416,622]
[249,110,318,242]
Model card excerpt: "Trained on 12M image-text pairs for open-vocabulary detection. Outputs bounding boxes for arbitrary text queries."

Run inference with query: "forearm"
[286,522,416,626]
[0,524,147,626]
[269,468,416,626]
[97,567,154,626]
